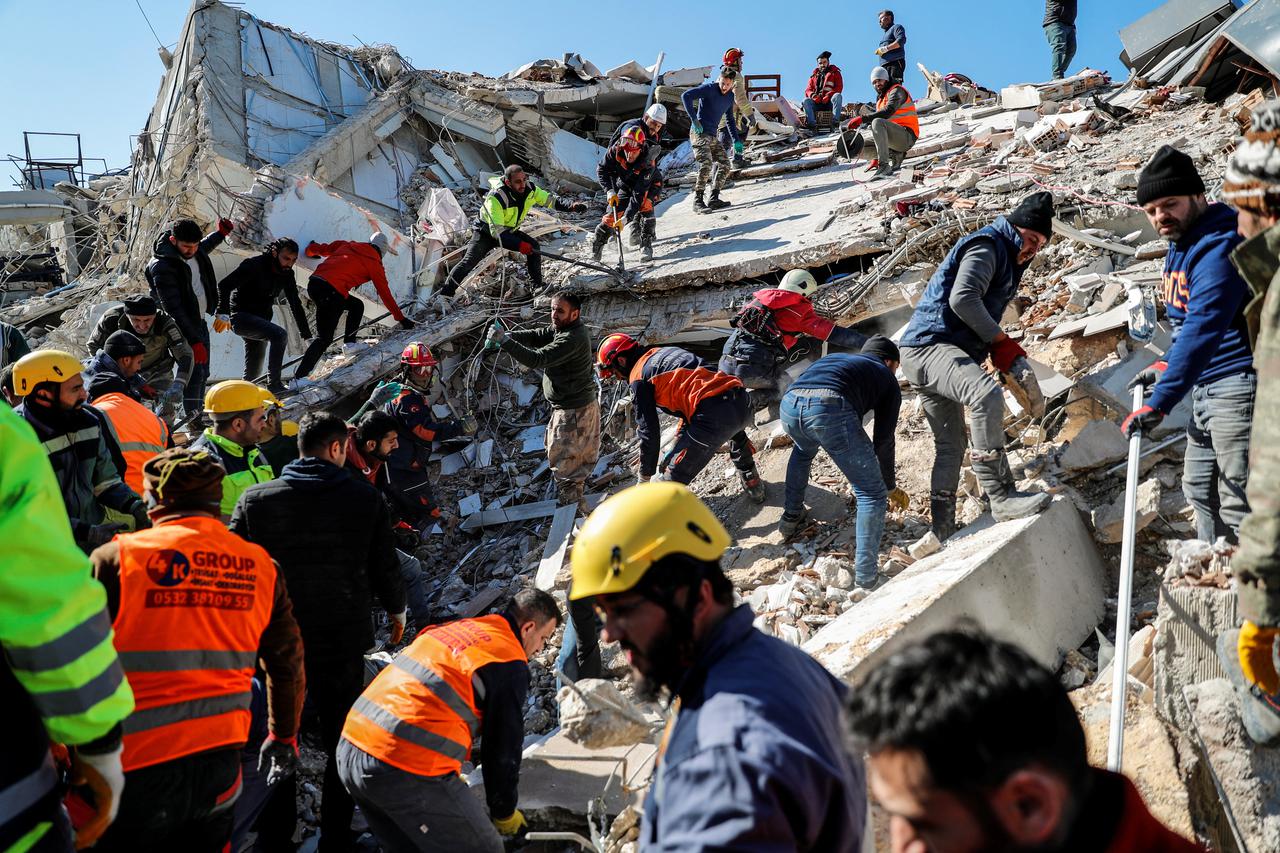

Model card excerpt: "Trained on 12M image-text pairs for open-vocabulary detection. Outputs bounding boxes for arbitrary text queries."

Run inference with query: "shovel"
[1106,383,1145,772]
[535,247,634,284]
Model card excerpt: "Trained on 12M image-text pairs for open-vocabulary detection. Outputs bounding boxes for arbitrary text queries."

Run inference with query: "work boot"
[929,491,956,541]
[780,507,808,538]
[627,221,642,248]
[639,219,655,262]
[890,149,907,171]
[732,154,747,169]
[558,481,584,513]
[707,191,731,211]
[739,467,766,503]
[970,453,1051,522]
[590,226,610,262]
[692,190,707,212]
[266,379,287,399]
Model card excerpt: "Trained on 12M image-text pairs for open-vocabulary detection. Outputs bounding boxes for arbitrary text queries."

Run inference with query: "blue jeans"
[803,94,843,129]
[555,588,601,686]
[1185,372,1255,544]
[231,311,288,386]
[781,390,887,584]
[397,550,432,629]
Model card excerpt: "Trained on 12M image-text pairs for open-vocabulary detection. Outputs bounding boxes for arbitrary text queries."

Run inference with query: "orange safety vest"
[113,515,276,772]
[341,614,527,778]
[877,83,919,137]
[93,391,170,496]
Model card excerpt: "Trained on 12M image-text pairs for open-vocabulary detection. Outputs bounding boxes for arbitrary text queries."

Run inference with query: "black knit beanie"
[104,330,146,359]
[862,334,900,364]
[1006,191,1055,238]
[122,294,157,315]
[1137,145,1205,206]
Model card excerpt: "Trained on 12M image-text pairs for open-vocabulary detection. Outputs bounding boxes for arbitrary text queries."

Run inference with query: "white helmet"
[778,269,818,297]
[870,66,891,83]
[369,231,398,256]
[644,103,668,125]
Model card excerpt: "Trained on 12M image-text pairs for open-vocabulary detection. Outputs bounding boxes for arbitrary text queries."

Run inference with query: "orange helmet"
[723,48,744,66]
[620,126,647,151]
[596,333,640,378]
[401,342,437,367]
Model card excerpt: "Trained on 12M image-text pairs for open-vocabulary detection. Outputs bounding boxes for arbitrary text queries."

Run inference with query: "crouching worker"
[337,589,562,852]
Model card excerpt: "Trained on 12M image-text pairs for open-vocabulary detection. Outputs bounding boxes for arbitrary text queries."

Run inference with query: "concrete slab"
[803,498,1106,682]
[518,729,657,829]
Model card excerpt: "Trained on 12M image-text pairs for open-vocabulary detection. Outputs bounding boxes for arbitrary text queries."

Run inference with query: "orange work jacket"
[877,84,920,137]
[94,391,170,496]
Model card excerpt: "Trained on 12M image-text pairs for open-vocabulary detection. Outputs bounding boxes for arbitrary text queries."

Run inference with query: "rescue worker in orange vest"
[596,333,767,503]
[85,330,172,495]
[88,448,305,851]
[844,66,918,179]
[337,589,562,852]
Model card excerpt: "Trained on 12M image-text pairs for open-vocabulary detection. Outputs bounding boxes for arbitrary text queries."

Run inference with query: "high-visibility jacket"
[189,429,274,519]
[480,176,561,239]
[876,84,919,137]
[341,614,527,778]
[93,391,170,496]
[112,516,276,772]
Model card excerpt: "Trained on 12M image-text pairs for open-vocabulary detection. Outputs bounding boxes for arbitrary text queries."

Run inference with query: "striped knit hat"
[1223,99,1280,216]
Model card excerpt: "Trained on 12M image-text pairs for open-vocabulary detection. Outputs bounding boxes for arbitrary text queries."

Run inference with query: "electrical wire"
[134,0,166,50]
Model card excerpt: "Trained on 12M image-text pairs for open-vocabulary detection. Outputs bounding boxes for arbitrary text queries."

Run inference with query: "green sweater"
[500,320,597,410]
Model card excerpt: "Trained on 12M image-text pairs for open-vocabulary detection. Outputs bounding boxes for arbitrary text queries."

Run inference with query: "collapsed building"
[5,0,1280,849]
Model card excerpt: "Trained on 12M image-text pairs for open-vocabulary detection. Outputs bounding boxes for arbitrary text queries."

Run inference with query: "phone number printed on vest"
[143,547,258,610]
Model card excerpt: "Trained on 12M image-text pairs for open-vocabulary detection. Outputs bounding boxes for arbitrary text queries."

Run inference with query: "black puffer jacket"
[216,252,312,335]
[230,456,405,656]
[144,229,224,346]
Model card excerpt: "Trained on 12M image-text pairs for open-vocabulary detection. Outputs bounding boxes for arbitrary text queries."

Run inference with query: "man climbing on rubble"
[439,165,588,298]
[85,331,172,497]
[593,126,661,262]
[899,191,1055,540]
[802,51,844,132]
[88,448,305,852]
[87,294,193,421]
[293,231,413,386]
[488,290,598,512]
[596,333,766,502]
[847,628,1203,852]
[874,9,907,82]
[1124,145,1255,546]
[844,66,918,179]
[683,66,743,213]
[719,48,753,169]
[14,349,151,552]
[337,589,562,852]
[718,269,868,415]
[1,401,135,853]
[779,337,908,591]
[1044,0,1078,81]
[571,482,867,850]
[612,103,670,252]
[215,237,313,396]
[146,217,234,422]
[233,411,406,852]
[190,380,274,519]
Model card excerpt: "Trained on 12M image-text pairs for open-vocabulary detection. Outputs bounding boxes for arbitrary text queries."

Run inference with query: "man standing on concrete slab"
[719,269,868,414]
[337,589,561,851]
[847,629,1203,852]
[439,165,588,298]
[597,333,766,503]
[719,48,753,168]
[87,294,193,421]
[682,66,743,213]
[1124,146,1254,545]
[874,9,907,82]
[899,192,1055,540]
[779,338,907,591]
[571,482,866,850]
[488,291,598,513]
[1044,0,1078,81]
[592,126,661,263]
[803,51,844,131]
[845,67,918,179]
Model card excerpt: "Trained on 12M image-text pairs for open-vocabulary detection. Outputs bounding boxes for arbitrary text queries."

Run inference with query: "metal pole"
[1107,383,1145,771]
[645,52,666,109]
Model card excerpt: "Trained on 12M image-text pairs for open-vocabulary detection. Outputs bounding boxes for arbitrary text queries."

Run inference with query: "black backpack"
[730,299,785,348]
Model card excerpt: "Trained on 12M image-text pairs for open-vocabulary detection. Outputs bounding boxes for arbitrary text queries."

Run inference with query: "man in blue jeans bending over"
[1124,145,1255,543]
[780,336,906,591]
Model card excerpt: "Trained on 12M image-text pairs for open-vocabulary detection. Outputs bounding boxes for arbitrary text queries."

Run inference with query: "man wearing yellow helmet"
[570,482,867,850]
[189,380,275,518]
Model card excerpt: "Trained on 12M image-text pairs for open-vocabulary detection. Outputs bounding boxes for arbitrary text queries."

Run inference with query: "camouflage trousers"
[547,400,601,507]
[691,131,730,194]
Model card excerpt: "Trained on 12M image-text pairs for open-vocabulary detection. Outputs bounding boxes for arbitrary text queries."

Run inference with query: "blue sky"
[0,0,1167,184]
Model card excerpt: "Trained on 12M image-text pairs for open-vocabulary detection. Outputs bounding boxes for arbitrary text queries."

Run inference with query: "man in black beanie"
[897,192,1054,539]
[1125,145,1254,544]
[85,330,149,403]
[87,293,194,418]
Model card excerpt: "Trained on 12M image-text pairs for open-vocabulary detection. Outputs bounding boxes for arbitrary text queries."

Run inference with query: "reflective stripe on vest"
[0,750,58,827]
[877,84,919,137]
[340,614,527,778]
[93,392,169,496]
[113,516,276,772]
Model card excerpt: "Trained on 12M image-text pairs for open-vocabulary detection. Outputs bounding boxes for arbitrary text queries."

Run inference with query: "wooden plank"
[456,586,504,618]
[459,500,559,532]
[535,504,579,591]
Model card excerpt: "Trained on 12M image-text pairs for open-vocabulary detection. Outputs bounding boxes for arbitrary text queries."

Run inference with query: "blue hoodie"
[1149,202,1253,413]
[681,81,742,144]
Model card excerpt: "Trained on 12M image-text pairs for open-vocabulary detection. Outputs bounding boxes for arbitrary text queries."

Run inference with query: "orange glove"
[1240,621,1280,695]
[304,242,322,258]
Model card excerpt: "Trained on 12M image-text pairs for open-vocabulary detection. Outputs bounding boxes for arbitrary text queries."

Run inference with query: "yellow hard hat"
[260,387,282,408]
[204,380,268,414]
[569,482,731,600]
[13,350,83,396]
[280,419,299,437]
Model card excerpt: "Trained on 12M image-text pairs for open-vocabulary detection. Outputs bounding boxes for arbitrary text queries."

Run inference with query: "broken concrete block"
[1090,477,1161,544]
[458,493,482,517]
[1000,85,1043,109]
[1058,421,1130,471]
[518,424,547,454]
[908,531,942,560]
[1154,583,1237,733]
[558,679,654,750]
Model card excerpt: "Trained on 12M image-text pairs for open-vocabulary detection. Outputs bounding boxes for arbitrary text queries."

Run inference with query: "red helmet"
[620,126,647,151]
[596,333,639,378]
[723,48,744,66]
[401,342,437,367]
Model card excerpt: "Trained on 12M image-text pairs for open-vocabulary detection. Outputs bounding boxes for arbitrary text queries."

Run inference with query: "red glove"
[846,116,864,131]
[304,242,322,258]
[140,384,158,400]
[517,241,534,256]
[192,342,209,366]
[1121,405,1164,438]
[988,336,1027,373]
[217,218,234,236]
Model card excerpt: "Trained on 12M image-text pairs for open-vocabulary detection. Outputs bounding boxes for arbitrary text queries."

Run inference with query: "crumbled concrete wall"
[1153,583,1237,733]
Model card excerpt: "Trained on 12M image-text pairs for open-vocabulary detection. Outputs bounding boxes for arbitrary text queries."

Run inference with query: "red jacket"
[753,288,836,349]
[306,240,405,322]
[805,65,843,104]
[1103,772,1204,853]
